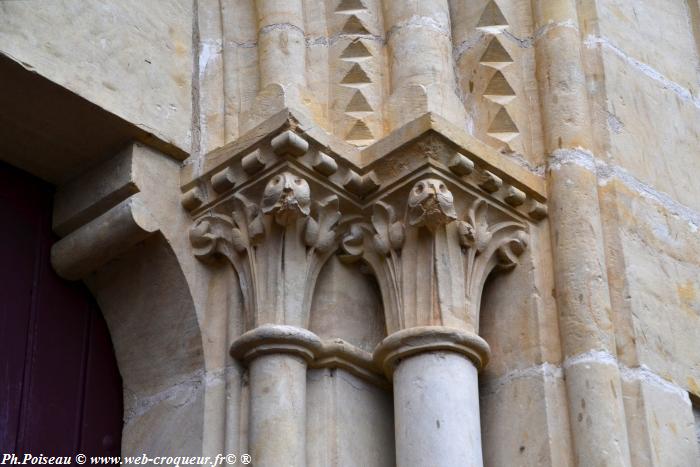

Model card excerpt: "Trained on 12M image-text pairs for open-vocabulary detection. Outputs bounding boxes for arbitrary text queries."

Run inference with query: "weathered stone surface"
[309,257,386,353]
[122,378,205,458]
[5,1,700,466]
[622,376,699,467]
[0,0,193,151]
[479,223,561,378]
[600,179,700,394]
[593,48,700,212]
[393,352,482,467]
[480,367,573,467]
[307,368,394,467]
[594,0,700,96]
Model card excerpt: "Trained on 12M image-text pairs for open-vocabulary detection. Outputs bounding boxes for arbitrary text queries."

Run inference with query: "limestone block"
[0,0,193,152]
[593,46,700,211]
[451,0,544,164]
[599,180,700,395]
[479,225,561,378]
[220,0,259,143]
[309,256,386,353]
[196,0,225,154]
[307,368,394,467]
[480,367,573,467]
[86,236,205,398]
[593,0,700,96]
[622,376,699,467]
[122,379,205,458]
[53,143,165,236]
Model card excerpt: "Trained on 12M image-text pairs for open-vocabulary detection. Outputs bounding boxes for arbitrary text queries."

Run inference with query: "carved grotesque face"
[407,178,457,230]
[261,172,311,225]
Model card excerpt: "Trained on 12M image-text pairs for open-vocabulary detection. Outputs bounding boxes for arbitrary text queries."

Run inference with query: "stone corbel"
[49,142,207,458]
[52,195,159,280]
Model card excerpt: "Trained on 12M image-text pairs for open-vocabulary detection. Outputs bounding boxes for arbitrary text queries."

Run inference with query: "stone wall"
[0,0,193,152]
[580,1,700,464]
[1,1,699,466]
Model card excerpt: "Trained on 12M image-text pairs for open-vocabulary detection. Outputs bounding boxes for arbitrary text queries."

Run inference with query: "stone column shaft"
[383,0,465,128]
[248,353,307,466]
[534,1,632,466]
[384,0,454,91]
[231,325,322,467]
[394,352,482,467]
[375,327,490,467]
[255,0,306,89]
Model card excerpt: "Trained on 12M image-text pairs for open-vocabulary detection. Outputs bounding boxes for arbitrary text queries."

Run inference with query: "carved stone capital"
[340,176,529,334]
[373,326,491,377]
[185,122,541,383]
[190,171,342,330]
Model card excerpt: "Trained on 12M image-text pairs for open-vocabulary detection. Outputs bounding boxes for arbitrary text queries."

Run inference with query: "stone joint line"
[548,148,700,231]
[584,34,700,110]
[482,350,691,404]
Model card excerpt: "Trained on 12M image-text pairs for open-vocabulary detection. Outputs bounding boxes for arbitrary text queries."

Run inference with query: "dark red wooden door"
[0,161,123,457]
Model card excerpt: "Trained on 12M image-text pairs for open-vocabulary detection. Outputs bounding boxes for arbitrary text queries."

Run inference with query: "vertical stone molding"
[384,1,467,130]
[534,1,633,466]
[255,0,306,90]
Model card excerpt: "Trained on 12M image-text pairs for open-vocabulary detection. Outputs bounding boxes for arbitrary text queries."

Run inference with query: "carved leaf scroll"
[371,201,405,256]
[304,196,342,253]
[190,214,234,260]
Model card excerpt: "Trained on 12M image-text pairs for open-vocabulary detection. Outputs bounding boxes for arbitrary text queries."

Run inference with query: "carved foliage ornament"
[190,171,341,329]
[191,173,528,335]
[340,178,528,334]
